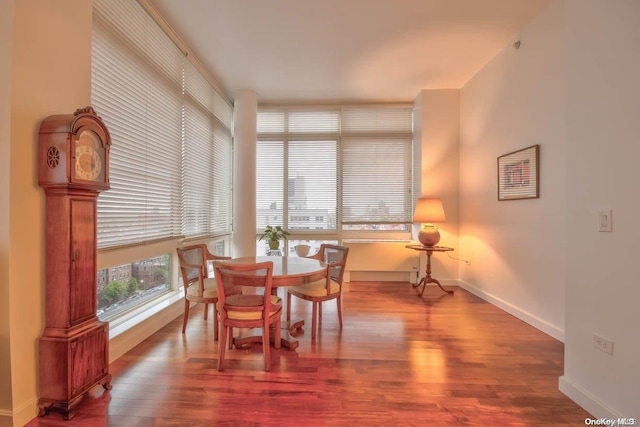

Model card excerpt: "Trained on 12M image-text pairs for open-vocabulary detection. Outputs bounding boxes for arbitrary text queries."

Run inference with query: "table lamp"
[413,198,446,247]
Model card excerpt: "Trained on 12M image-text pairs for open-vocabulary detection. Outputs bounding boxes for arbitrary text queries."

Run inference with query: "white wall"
[414,90,460,282]
[0,0,14,425]
[560,0,640,418]
[7,1,93,425]
[459,1,567,340]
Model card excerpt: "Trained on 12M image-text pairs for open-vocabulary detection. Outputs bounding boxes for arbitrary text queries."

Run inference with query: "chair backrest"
[176,245,206,290]
[313,244,349,285]
[213,261,277,318]
[176,244,229,293]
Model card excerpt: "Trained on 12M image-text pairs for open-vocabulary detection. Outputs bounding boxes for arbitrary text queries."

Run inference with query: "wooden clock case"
[37,107,112,419]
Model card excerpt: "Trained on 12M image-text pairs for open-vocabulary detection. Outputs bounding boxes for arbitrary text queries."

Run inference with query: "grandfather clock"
[37,106,112,419]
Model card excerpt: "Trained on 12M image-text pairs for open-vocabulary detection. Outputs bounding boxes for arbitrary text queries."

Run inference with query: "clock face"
[75,130,103,181]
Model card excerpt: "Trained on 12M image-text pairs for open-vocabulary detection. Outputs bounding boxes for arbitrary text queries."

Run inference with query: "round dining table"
[223,255,327,350]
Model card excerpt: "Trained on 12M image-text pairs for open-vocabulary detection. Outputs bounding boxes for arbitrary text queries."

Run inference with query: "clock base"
[38,321,112,419]
[37,374,111,420]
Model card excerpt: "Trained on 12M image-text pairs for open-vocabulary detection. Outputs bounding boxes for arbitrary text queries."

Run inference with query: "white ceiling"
[150,0,551,104]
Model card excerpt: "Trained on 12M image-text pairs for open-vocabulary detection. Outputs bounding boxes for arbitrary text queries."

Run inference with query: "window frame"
[256,105,414,239]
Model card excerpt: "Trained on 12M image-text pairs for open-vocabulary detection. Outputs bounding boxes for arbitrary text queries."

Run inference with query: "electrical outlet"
[593,333,613,355]
[599,210,613,232]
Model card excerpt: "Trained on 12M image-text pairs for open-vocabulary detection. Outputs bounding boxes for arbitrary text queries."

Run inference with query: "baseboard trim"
[457,279,564,342]
[559,375,619,419]
[2,396,39,427]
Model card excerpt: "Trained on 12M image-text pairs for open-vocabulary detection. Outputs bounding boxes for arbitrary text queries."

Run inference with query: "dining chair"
[286,244,349,339]
[176,244,241,340]
[213,260,282,372]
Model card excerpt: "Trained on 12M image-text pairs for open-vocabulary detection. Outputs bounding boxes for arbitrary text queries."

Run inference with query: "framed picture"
[497,144,539,201]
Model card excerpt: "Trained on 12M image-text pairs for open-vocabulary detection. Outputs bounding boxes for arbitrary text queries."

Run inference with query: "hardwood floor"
[28,282,591,426]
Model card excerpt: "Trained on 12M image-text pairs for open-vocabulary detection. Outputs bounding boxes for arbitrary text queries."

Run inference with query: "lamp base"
[418,226,440,247]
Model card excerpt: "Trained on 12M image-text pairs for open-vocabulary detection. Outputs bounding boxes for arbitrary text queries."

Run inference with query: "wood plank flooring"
[27,282,591,426]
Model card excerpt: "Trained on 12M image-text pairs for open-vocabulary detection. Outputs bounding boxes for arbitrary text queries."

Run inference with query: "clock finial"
[74,106,97,116]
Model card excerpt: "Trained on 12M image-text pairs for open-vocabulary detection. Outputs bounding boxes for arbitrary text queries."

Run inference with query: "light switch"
[599,210,612,232]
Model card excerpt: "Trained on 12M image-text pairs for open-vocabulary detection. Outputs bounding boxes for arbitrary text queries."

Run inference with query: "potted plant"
[259,225,290,251]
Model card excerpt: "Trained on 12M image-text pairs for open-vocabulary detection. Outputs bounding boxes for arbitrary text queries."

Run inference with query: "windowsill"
[341,238,415,243]
[108,290,184,339]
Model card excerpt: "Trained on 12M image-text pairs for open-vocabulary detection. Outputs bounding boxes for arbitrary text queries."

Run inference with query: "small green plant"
[259,225,290,250]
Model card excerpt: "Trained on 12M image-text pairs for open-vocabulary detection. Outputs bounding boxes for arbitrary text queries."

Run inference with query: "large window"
[93,0,233,247]
[97,255,170,321]
[256,106,413,234]
[91,0,232,317]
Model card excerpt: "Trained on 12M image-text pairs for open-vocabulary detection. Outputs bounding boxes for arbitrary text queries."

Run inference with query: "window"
[97,255,171,321]
[93,0,233,248]
[92,0,183,247]
[256,106,413,234]
[91,0,232,317]
[183,61,233,238]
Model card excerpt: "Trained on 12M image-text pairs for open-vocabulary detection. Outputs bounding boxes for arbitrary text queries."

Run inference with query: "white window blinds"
[257,110,339,231]
[183,61,233,237]
[256,141,284,229]
[92,0,233,248]
[256,106,412,232]
[288,140,338,230]
[93,0,182,247]
[341,108,413,226]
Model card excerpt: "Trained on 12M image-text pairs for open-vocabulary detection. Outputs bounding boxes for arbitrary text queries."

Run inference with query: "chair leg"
[319,302,322,318]
[228,327,234,349]
[182,299,190,334]
[337,295,343,329]
[263,320,271,372]
[217,325,227,371]
[311,301,318,339]
[274,316,282,350]
[204,303,208,320]
[286,292,292,321]
[213,304,219,341]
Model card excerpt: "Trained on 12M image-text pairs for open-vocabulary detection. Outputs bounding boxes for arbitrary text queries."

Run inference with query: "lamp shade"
[413,198,446,223]
[413,198,445,247]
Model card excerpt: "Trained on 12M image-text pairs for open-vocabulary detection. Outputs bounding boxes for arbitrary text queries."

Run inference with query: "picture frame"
[497,144,539,201]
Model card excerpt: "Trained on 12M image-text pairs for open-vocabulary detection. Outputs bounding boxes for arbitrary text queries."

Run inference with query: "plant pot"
[268,240,280,250]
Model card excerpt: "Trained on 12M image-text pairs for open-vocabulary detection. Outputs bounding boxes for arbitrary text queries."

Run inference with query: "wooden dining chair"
[176,244,241,340]
[286,244,349,339]
[213,260,282,372]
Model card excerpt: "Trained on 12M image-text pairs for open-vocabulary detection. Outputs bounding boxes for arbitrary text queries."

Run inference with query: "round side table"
[405,244,454,296]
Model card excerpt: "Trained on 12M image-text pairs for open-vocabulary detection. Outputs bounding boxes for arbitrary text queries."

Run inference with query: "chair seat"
[187,278,240,299]
[288,278,340,298]
[221,294,282,320]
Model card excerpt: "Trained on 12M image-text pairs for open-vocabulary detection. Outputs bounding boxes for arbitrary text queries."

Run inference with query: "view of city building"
[96,255,170,319]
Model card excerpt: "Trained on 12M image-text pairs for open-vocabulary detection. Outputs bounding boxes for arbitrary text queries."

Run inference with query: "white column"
[232,90,257,257]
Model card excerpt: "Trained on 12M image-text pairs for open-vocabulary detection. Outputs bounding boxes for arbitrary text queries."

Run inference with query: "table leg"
[414,250,454,296]
[233,328,300,350]
[232,288,305,351]
[414,276,453,296]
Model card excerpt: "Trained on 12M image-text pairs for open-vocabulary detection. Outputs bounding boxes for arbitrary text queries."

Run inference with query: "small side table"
[405,244,454,296]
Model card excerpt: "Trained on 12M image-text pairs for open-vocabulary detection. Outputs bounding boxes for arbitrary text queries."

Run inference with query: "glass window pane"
[288,140,337,231]
[256,141,284,229]
[97,254,171,321]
